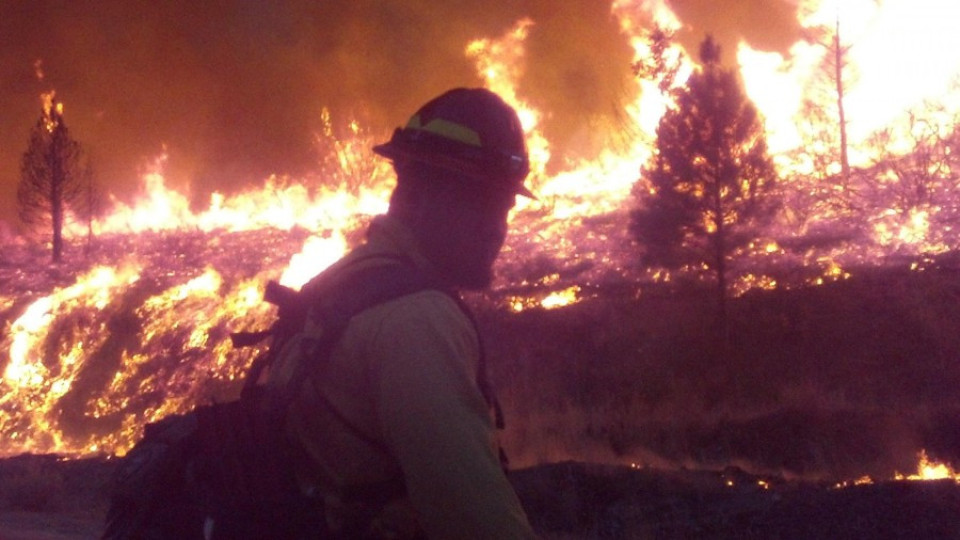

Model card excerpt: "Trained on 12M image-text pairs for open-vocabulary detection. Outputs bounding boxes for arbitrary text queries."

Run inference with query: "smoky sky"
[0,0,801,230]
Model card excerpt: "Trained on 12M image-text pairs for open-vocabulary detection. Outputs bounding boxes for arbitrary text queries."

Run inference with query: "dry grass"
[0,455,114,514]
[480,264,960,481]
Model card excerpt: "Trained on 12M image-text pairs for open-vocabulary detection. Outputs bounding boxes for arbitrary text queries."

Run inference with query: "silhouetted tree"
[630,36,779,325]
[17,94,91,262]
[828,16,852,185]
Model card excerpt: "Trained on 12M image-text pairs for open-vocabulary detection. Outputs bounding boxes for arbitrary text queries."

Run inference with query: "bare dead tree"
[832,17,851,185]
[787,14,861,229]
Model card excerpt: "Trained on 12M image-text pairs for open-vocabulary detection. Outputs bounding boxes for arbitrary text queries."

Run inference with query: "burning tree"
[861,100,960,252]
[804,14,855,187]
[630,36,778,322]
[784,14,860,230]
[17,93,92,262]
[632,24,682,94]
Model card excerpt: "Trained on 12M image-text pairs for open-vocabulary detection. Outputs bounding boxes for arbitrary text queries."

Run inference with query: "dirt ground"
[0,454,110,540]
[0,510,104,540]
[2,456,960,539]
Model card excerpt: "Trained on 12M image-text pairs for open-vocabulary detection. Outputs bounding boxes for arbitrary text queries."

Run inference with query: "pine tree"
[630,35,779,322]
[17,94,90,262]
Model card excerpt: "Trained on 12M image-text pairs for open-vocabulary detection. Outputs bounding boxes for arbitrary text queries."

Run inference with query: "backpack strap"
[256,255,448,432]
[236,253,506,456]
[232,278,314,393]
[274,255,444,401]
[305,259,507,465]
[447,295,504,430]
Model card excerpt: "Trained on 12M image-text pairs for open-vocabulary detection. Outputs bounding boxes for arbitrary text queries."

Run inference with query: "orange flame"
[895,450,960,482]
[96,153,391,236]
[466,17,551,184]
[280,233,348,289]
[838,450,960,487]
[739,0,960,158]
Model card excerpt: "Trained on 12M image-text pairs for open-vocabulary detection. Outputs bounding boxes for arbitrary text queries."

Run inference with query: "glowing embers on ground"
[0,263,142,455]
[507,283,583,313]
[85,266,277,456]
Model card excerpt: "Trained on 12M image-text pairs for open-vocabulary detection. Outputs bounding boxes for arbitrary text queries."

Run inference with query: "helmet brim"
[373,135,536,200]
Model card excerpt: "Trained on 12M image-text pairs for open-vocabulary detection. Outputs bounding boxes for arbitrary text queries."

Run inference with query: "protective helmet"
[373,87,535,198]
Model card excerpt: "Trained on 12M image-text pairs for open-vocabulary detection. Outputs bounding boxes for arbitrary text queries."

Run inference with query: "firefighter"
[268,88,539,539]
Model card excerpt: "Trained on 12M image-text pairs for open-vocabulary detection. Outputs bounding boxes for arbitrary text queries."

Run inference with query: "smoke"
[0,0,801,229]
[666,0,801,62]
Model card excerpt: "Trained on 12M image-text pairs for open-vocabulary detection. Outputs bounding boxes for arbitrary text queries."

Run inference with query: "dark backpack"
[102,257,447,540]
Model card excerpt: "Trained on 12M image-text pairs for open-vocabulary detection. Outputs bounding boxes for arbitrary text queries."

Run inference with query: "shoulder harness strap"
[233,254,504,435]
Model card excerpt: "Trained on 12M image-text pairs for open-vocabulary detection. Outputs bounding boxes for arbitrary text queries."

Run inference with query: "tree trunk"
[49,136,64,263]
[85,174,95,256]
[51,187,63,262]
[711,146,729,343]
[711,105,730,343]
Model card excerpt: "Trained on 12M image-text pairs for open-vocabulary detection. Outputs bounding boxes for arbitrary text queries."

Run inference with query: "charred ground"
[1,451,959,538]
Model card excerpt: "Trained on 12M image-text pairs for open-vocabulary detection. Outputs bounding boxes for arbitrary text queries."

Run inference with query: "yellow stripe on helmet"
[406,115,482,147]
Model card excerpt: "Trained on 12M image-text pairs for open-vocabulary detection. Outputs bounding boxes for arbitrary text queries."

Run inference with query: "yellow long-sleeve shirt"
[267,214,537,539]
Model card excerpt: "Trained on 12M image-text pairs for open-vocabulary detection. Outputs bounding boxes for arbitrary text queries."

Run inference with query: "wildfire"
[836,450,960,488]
[895,450,960,483]
[739,0,960,156]
[3,0,960,462]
